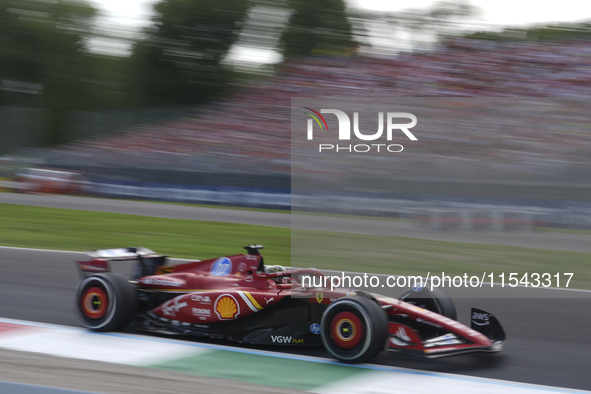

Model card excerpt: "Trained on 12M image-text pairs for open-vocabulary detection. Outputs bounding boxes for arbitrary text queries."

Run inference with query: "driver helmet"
[265,265,290,284]
[265,265,286,274]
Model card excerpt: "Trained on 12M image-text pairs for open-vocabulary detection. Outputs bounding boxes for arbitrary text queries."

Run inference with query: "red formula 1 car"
[74,245,506,363]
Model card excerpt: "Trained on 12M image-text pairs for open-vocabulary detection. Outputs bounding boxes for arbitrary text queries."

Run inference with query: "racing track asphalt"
[1,194,591,390]
[1,247,590,391]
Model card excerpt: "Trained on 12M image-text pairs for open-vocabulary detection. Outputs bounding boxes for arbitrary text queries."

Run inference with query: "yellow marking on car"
[243,291,263,310]
[237,291,263,312]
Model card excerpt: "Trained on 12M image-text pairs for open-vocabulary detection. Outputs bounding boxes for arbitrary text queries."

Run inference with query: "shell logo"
[214,294,240,320]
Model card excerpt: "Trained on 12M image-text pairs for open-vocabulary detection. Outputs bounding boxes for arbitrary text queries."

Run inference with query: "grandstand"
[42,38,591,189]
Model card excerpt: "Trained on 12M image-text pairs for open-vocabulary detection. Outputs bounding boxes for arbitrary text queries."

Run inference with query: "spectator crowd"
[57,38,591,182]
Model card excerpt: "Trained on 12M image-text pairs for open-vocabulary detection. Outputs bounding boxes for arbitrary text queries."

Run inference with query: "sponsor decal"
[346,291,357,296]
[264,297,274,305]
[245,255,258,261]
[191,295,212,304]
[162,298,188,317]
[192,308,211,317]
[214,294,240,319]
[238,262,247,272]
[271,335,304,344]
[310,323,321,335]
[155,266,175,275]
[424,334,462,347]
[412,284,424,292]
[472,312,490,326]
[210,257,233,276]
[315,292,324,303]
[142,277,182,287]
[244,275,253,282]
[440,338,461,345]
[390,326,412,346]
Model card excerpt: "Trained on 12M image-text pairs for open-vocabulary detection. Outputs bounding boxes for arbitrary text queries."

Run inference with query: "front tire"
[75,273,136,332]
[400,287,457,320]
[321,297,388,363]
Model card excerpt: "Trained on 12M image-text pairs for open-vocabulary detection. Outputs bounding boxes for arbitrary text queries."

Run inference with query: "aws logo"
[303,107,418,153]
[471,312,490,326]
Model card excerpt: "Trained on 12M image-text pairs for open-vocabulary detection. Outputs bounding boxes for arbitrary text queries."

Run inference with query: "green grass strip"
[292,230,591,289]
[1,203,590,289]
[0,203,290,262]
[149,350,367,390]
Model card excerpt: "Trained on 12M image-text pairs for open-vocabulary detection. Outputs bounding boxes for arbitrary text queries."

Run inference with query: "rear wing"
[75,247,168,279]
[85,247,158,260]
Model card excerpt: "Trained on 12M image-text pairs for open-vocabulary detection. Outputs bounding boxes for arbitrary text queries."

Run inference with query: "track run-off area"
[0,316,588,394]
[0,194,590,393]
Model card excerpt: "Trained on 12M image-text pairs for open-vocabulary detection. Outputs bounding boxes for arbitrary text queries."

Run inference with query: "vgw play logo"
[302,107,417,153]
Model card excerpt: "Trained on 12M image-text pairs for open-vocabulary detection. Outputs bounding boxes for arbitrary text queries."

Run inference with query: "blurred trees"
[125,0,355,104]
[352,1,479,53]
[0,0,98,144]
[467,22,591,42]
[127,0,250,106]
[0,0,97,93]
[0,0,494,149]
[279,0,354,58]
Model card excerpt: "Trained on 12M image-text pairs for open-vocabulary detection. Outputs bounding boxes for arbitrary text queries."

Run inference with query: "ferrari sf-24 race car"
[74,245,506,363]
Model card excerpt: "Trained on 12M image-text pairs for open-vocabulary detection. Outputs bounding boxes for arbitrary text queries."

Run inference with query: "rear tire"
[75,273,136,332]
[321,297,388,363]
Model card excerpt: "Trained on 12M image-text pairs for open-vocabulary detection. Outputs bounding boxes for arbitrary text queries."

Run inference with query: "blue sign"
[310,323,321,335]
[210,257,232,276]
